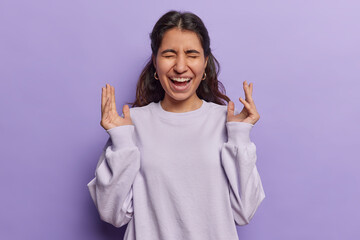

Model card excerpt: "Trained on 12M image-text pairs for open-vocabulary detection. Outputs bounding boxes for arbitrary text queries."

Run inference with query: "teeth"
[170,77,191,82]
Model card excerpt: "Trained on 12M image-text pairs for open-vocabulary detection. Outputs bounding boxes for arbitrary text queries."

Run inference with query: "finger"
[101,88,108,114]
[249,82,256,107]
[239,107,248,117]
[107,84,114,113]
[111,86,117,114]
[109,95,114,118]
[227,100,235,118]
[240,96,258,117]
[243,80,253,102]
[123,104,130,119]
[239,97,251,111]
[103,97,110,119]
[106,84,111,107]
[101,87,106,112]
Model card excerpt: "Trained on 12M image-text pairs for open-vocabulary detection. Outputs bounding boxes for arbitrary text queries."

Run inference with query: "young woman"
[87,10,265,240]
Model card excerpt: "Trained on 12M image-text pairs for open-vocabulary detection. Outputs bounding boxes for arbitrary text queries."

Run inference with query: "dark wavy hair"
[127,10,230,107]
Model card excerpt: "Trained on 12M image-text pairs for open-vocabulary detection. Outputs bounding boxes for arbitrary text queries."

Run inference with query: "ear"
[152,54,156,68]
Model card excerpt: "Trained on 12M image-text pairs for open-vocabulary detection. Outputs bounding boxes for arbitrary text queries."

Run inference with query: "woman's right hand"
[100,83,133,130]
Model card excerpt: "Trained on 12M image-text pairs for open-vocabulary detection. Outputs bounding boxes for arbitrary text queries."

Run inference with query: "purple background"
[1,0,359,239]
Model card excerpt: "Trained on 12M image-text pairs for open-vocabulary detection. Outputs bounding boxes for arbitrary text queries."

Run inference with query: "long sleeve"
[221,121,265,226]
[87,125,140,228]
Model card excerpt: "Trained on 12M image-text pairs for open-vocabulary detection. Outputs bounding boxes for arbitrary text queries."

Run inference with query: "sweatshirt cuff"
[106,125,136,151]
[226,121,254,145]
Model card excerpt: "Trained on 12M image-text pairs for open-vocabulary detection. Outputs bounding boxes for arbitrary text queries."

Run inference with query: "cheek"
[156,60,172,72]
[191,62,206,74]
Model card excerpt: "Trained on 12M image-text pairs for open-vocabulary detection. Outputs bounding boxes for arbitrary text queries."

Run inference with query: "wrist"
[106,125,136,151]
[226,121,253,145]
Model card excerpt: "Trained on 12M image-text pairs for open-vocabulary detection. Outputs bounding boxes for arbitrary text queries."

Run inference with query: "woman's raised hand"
[100,84,133,130]
[227,81,260,125]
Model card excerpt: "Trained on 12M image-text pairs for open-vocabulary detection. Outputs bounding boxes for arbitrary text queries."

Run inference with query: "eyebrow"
[161,49,201,54]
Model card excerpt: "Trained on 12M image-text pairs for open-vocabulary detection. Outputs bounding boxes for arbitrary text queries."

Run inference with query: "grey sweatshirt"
[87,99,265,240]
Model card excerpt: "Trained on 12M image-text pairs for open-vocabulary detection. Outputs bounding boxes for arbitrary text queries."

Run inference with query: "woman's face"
[153,28,208,103]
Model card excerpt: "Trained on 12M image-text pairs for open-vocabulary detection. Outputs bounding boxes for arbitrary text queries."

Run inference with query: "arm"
[221,121,265,226]
[87,125,140,228]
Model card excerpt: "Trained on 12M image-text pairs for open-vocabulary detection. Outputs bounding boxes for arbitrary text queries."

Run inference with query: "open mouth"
[170,77,192,84]
[169,77,192,91]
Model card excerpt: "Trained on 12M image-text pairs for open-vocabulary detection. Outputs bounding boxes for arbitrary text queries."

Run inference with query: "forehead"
[160,28,203,50]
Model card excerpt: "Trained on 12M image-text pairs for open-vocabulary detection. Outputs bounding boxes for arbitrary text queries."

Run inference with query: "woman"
[87,10,265,240]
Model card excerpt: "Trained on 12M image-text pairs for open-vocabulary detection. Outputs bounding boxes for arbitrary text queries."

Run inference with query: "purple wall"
[1,0,359,239]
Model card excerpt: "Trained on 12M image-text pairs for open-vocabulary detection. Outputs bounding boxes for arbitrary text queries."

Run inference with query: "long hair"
[127,10,230,107]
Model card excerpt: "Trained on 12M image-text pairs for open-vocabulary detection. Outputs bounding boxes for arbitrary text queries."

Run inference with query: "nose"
[173,54,188,74]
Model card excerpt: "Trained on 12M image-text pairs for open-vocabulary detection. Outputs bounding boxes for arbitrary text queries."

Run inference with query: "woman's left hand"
[227,80,260,125]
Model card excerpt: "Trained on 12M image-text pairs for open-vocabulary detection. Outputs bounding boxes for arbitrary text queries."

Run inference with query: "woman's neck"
[160,95,203,113]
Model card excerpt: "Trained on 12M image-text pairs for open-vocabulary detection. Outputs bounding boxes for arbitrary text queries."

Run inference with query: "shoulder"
[205,101,241,116]
[128,102,155,118]
[204,101,228,124]
[206,101,227,115]
[118,102,155,119]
